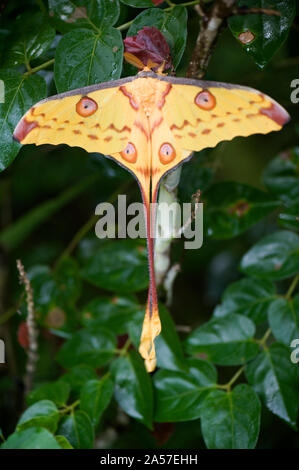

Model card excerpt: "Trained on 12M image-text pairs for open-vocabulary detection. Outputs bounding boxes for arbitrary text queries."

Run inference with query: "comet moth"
[13,67,290,372]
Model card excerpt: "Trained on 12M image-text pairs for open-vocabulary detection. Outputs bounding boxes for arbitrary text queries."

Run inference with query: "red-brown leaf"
[124,26,172,71]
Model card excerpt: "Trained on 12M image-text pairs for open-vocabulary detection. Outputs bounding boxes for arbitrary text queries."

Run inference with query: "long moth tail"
[139,295,161,372]
[139,190,161,372]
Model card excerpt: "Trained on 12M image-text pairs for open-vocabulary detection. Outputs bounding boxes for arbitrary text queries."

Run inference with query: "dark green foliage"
[0,0,298,451]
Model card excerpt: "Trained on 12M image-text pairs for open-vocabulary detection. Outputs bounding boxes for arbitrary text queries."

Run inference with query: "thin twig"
[187,0,236,79]
[16,260,38,396]
[286,274,299,300]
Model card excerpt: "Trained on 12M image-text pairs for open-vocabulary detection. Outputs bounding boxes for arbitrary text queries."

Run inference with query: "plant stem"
[23,59,55,76]
[119,338,132,356]
[217,365,245,391]
[259,328,272,349]
[286,274,299,300]
[60,399,80,415]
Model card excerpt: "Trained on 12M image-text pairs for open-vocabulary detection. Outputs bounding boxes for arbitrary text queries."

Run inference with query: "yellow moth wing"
[13,87,134,155]
[162,82,290,155]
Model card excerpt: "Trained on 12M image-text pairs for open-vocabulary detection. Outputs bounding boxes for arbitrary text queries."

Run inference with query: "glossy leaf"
[1,427,62,449]
[4,13,55,67]
[154,358,217,422]
[127,6,187,68]
[0,69,46,171]
[268,295,299,346]
[61,365,98,396]
[184,314,259,365]
[80,376,114,427]
[278,202,299,231]
[81,294,141,334]
[155,305,187,371]
[55,435,73,449]
[27,381,70,407]
[80,240,149,293]
[110,350,153,428]
[49,0,120,32]
[200,385,261,449]
[56,326,116,368]
[204,182,279,239]
[54,27,123,92]
[240,230,299,280]
[17,400,60,434]
[57,411,94,449]
[229,0,296,68]
[246,343,299,428]
[213,277,277,324]
[263,147,299,205]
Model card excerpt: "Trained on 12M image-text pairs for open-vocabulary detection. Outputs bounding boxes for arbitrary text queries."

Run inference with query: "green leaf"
[57,411,94,449]
[80,240,149,293]
[240,230,299,280]
[110,350,153,428]
[278,201,299,231]
[121,0,154,7]
[200,384,261,449]
[0,69,46,171]
[55,435,73,449]
[27,381,70,407]
[127,6,188,69]
[49,0,120,32]
[246,343,299,428]
[26,258,81,330]
[268,295,299,346]
[4,13,55,67]
[61,365,98,396]
[57,325,116,368]
[228,0,296,68]
[155,304,187,371]
[54,28,123,92]
[17,400,60,434]
[179,157,213,203]
[81,294,140,334]
[213,277,277,324]
[204,182,279,239]
[80,376,114,427]
[263,147,299,205]
[1,427,62,449]
[154,358,217,422]
[184,314,259,366]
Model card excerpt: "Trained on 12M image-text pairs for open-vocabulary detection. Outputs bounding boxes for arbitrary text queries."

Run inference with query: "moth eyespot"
[121,142,137,163]
[195,90,216,110]
[76,96,98,117]
[159,142,176,164]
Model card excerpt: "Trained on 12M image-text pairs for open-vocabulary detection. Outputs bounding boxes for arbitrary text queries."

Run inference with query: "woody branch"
[187,0,236,79]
